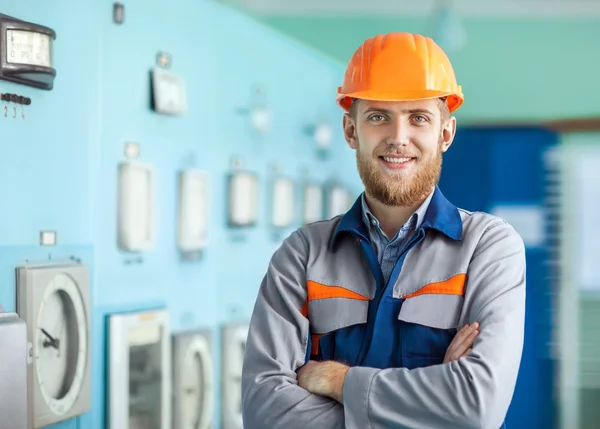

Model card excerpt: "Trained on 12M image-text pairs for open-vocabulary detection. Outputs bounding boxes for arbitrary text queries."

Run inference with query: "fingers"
[452,323,479,352]
[443,322,479,363]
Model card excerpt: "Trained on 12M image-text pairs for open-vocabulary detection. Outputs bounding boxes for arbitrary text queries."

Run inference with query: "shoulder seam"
[296,228,310,254]
[470,219,511,261]
[482,219,508,235]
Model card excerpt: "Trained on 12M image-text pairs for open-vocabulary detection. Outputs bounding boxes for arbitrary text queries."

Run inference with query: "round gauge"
[34,273,88,416]
[181,337,213,429]
[232,328,247,427]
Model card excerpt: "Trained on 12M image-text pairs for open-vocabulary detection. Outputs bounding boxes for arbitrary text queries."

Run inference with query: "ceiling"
[216,0,600,18]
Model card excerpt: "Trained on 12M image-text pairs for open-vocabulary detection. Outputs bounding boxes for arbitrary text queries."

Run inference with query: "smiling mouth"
[380,156,415,164]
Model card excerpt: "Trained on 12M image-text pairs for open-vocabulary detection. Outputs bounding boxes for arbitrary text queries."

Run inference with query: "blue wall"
[0,1,357,428]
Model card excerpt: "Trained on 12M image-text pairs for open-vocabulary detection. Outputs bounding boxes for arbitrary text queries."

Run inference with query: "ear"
[343,114,358,149]
[440,116,457,153]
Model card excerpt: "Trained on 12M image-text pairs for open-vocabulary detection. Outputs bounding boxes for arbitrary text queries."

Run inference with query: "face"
[343,98,456,207]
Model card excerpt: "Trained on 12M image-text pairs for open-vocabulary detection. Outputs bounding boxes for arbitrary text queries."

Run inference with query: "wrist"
[325,361,350,403]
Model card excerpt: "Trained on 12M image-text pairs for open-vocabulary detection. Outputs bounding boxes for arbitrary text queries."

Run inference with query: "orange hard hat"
[336,32,464,113]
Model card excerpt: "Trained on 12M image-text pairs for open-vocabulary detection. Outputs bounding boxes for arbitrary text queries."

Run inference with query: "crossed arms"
[241,221,526,429]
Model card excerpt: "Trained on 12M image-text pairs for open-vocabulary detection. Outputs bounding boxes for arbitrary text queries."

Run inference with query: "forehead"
[355,98,441,116]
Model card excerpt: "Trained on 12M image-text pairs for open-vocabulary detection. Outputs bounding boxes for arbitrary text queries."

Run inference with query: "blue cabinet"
[439,127,558,429]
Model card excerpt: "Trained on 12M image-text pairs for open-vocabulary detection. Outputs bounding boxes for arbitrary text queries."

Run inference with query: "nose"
[386,120,409,146]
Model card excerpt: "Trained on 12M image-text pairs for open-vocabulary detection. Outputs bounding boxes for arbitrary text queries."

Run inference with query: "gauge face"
[34,274,88,416]
[180,337,212,429]
[6,29,52,67]
[128,340,163,429]
[181,351,203,428]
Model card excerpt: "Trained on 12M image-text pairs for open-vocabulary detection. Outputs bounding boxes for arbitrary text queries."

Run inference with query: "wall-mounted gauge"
[270,177,295,228]
[177,169,210,253]
[172,330,213,429]
[118,161,155,252]
[108,309,171,429]
[16,262,91,428]
[227,171,259,228]
[326,184,352,219]
[151,67,187,116]
[221,323,248,429]
[0,14,56,90]
[302,183,323,225]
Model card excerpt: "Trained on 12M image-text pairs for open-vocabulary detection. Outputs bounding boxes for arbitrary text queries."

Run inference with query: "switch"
[0,94,32,105]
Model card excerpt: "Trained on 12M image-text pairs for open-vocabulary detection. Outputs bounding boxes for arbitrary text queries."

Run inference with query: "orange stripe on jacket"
[307,280,370,302]
[300,301,309,317]
[403,273,466,299]
[301,281,369,356]
[311,334,321,355]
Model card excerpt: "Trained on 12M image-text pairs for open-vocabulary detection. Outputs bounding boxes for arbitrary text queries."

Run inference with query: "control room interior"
[0,1,598,429]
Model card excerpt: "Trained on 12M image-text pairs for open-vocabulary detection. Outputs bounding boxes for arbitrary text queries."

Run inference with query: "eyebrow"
[362,107,435,116]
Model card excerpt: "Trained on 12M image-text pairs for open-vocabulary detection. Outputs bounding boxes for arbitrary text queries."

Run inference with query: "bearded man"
[241,32,526,429]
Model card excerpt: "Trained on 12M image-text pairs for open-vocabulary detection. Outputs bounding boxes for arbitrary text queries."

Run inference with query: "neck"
[365,191,430,239]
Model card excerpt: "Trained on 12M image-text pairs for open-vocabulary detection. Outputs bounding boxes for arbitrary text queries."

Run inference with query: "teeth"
[383,156,412,164]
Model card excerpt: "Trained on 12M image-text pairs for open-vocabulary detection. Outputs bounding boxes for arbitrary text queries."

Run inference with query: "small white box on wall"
[177,169,210,252]
[118,161,155,251]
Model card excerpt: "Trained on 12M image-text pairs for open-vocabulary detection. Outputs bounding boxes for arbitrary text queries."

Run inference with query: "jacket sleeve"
[241,229,345,429]
[342,220,526,429]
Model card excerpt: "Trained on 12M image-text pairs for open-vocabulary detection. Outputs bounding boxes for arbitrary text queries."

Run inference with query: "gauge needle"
[56,320,65,358]
[40,327,60,349]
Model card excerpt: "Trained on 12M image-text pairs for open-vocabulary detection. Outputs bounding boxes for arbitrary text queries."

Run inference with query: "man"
[241,32,525,429]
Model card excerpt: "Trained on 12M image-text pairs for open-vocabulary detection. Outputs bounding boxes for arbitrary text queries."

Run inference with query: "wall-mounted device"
[113,3,125,25]
[326,184,352,219]
[237,87,271,133]
[177,169,209,253]
[314,123,333,151]
[108,309,171,429]
[118,161,155,252]
[172,330,213,429]
[270,177,295,228]
[228,171,258,227]
[16,262,91,429]
[1,92,31,105]
[302,184,323,225]
[221,323,248,429]
[0,14,56,90]
[156,51,171,69]
[250,106,271,133]
[151,67,187,116]
[0,311,28,429]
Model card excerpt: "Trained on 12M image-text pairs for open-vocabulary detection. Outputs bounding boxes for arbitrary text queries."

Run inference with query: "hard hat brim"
[336,88,464,113]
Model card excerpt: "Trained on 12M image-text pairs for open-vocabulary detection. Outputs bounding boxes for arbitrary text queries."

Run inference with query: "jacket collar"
[330,186,463,250]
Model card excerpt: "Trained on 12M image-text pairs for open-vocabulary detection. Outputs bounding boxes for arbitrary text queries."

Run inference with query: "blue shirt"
[361,190,434,283]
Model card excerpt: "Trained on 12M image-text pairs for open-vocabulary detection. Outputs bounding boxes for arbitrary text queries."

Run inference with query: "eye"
[368,114,386,122]
[411,115,429,124]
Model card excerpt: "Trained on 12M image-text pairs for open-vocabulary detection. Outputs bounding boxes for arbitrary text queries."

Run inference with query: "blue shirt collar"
[361,191,432,240]
[331,186,463,250]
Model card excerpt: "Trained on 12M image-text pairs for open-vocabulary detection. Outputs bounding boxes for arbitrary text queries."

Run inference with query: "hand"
[297,360,349,403]
[443,322,479,363]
